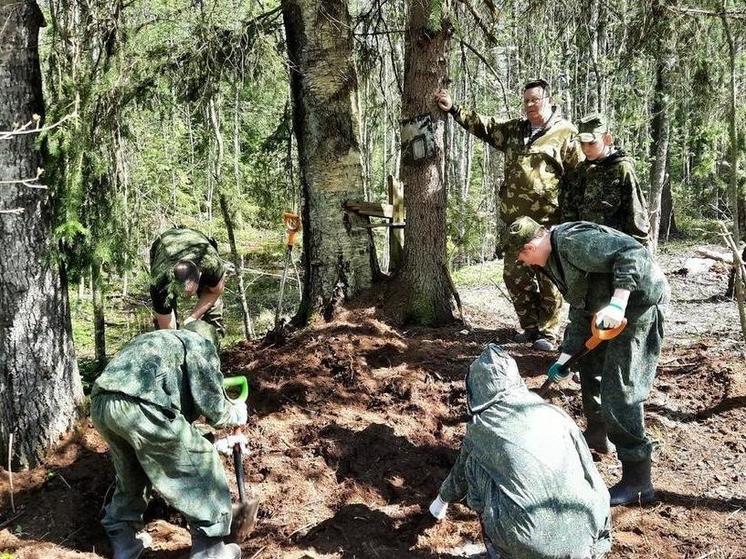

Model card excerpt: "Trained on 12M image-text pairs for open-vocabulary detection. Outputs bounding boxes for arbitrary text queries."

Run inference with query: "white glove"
[429,494,449,520]
[214,433,249,456]
[227,401,248,426]
[595,297,627,329]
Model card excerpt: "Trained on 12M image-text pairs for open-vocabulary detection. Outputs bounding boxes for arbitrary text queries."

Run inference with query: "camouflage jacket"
[149,227,226,315]
[544,222,668,340]
[92,330,233,428]
[451,106,583,225]
[560,149,650,245]
[440,345,611,558]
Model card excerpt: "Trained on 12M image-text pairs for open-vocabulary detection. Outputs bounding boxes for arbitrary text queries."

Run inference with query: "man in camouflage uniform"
[150,227,226,335]
[91,320,246,559]
[435,80,583,350]
[428,344,612,558]
[510,217,669,506]
[561,114,650,245]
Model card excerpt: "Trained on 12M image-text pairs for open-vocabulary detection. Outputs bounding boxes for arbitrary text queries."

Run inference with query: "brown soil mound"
[2,251,745,558]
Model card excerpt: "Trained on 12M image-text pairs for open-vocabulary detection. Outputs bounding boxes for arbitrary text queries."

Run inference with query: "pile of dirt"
[1,248,745,558]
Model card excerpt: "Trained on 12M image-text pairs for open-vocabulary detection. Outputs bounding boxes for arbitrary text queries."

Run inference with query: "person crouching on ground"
[90,320,247,559]
[428,344,611,558]
[510,216,669,506]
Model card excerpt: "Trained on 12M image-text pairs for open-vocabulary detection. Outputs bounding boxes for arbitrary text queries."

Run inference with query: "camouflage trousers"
[502,255,563,341]
[91,393,232,537]
[564,298,667,462]
[182,294,225,337]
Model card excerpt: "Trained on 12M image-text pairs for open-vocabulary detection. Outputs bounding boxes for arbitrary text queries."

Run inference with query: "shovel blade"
[230,498,260,543]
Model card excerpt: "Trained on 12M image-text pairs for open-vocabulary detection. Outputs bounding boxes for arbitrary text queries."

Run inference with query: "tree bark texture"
[648,34,675,253]
[282,0,373,322]
[395,0,455,326]
[0,0,83,469]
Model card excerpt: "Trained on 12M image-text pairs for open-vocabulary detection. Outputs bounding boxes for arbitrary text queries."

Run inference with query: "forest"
[1,0,745,558]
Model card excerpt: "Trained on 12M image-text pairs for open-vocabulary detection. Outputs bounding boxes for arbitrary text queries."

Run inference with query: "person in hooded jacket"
[560,114,650,246]
[428,344,612,559]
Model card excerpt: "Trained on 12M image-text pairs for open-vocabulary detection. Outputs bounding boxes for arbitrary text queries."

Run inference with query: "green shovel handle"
[223,375,249,403]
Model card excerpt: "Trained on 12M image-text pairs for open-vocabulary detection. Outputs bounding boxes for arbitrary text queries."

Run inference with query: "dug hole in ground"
[1,244,745,559]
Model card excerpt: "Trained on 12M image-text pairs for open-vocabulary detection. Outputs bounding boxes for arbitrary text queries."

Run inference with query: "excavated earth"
[1,245,745,558]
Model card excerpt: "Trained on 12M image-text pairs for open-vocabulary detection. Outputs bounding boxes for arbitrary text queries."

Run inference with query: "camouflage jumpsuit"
[543,222,669,462]
[561,149,650,245]
[451,106,583,340]
[91,330,237,537]
[149,227,226,335]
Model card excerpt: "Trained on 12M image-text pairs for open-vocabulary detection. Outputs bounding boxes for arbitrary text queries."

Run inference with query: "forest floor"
[1,242,745,559]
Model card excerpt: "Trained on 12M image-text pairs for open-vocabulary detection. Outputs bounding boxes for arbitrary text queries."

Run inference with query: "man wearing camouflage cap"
[561,114,650,245]
[149,226,226,335]
[91,320,247,559]
[509,216,669,507]
[435,80,583,351]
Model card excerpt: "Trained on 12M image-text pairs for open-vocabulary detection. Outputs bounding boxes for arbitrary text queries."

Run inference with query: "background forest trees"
[5,0,746,359]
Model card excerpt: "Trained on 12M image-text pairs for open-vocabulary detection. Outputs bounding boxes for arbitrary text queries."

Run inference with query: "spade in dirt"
[222,376,260,542]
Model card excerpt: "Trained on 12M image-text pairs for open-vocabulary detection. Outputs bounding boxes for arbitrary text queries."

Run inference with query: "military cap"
[506,216,542,254]
[576,113,609,143]
[182,319,219,349]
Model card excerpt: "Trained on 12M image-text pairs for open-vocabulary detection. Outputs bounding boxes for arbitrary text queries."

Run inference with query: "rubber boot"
[583,420,615,455]
[609,458,656,506]
[103,522,152,559]
[190,530,241,559]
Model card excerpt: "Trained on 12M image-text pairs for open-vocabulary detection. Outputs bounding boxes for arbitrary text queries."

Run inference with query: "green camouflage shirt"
[544,222,668,343]
[149,227,226,315]
[561,149,650,245]
[92,330,233,428]
[451,106,583,224]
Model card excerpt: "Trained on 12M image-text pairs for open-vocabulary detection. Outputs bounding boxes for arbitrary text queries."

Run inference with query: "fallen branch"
[0,208,24,215]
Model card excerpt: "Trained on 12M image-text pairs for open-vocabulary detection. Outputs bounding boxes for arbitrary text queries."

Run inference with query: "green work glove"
[547,353,572,383]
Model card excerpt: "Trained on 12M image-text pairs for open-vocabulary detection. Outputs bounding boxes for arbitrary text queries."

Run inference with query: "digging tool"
[274,211,302,329]
[221,375,260,542]
[537,316,628,397]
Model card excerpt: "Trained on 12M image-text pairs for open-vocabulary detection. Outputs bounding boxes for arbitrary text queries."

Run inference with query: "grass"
[452,258,504,288]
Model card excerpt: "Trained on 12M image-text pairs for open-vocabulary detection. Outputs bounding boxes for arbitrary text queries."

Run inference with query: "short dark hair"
[173,259,200,283]
[523,79,550,96]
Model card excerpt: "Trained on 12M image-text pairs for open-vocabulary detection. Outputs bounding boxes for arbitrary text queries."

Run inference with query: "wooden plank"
[345,200,394,219]
[388,176,405,273]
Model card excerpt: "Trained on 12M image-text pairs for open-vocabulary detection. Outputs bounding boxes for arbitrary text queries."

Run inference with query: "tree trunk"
[648,19,675,253]
[0,0,83,469]
[282,0,373,323]
[392,0,455,326]
[208,95,255,340]
[91,262,106,368]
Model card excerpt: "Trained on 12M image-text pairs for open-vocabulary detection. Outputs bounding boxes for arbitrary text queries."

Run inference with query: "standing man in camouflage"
[435,80,583,351]
[510,217,669,506]
[149,227,226,335]
[91,320,247,559]
[561,114,650,245]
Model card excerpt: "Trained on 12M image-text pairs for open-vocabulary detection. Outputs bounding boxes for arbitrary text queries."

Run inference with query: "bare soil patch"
[1,244,744,558]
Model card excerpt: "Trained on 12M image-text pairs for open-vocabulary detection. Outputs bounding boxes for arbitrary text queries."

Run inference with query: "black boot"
[609,458,656,506]
[583,420,615,455]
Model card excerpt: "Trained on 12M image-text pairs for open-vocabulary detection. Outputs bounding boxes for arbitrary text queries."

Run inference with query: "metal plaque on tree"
[400,113,436,165]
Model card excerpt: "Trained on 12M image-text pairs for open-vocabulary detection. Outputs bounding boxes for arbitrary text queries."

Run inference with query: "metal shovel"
[537,316,628,397]
[222,375,260,542]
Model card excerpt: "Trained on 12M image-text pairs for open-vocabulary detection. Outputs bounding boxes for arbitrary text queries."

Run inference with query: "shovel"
[274,211,301,329]
[222,376,260,542]
[537,316,628,397]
